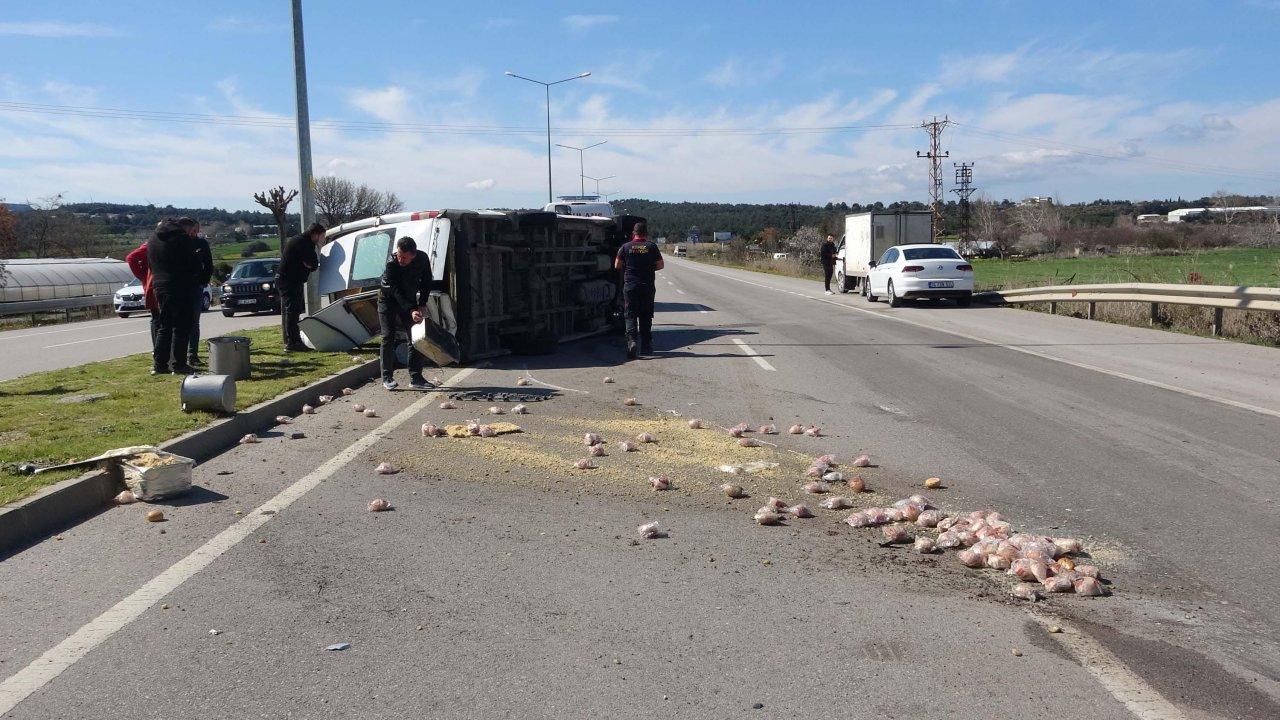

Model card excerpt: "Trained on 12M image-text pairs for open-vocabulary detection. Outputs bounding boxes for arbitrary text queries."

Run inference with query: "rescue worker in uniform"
[614,222,664,360]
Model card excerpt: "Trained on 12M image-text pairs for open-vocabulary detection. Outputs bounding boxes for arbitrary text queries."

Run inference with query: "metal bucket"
[180,374,236,414]
[208,336,251,380]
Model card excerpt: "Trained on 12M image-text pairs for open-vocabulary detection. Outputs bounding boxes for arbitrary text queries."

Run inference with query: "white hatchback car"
[866,244,974,307]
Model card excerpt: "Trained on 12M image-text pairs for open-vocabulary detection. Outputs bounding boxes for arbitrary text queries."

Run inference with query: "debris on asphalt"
[240,433,259,444]
[145,510,165,523]
[738,438,761,448]
[638,521,666,539]
[115,490,137,504]
[820,496,851,510]
[1011,649,1023,657]
[439,400,457,410]
[516,377,531,387]
[209,629,221,636]
[649,476,671,491]
[1074,577,1105,596]
[512,404,529,414]
[721,483,746,498]
[847,476,866,493]
[851,454,872,467]
[802,481,830,494]
[914,536,937,554]
[765,497,789,510]
[924,477,943,489]
[603,376,615,384]
[584,432,603,446]
[718,461,777,475]
[822,471,844,483]
[788,424,804,434]
[1012,583,1043,602]
[368,498,392,512]
[318,395,334,404]
[289,431,306,440]
[275,415,292,424]
[488,406,504,415]
[478,425,497,437]
[728,426,744,438]
[758,424,777,434]
[363,409,378,418]
[341,388,354,396]
[352,404,366,413]
[788,504,814,518]
[623,398,637,406]
[1048,625,1063,634]
[575,458,597,470]
[754,508,785,525]
[881,525,912,544]
[688,418,704,429]
[325,643,350,651]
[301,405,316,415]
[421,423,441,438]
[589,444,606,457]
[618,441,636,453]
[375,462,398,475]
[637,433,656,443]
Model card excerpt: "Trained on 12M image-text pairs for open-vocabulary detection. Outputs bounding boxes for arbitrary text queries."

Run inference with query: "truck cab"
[833,211,934,295]
[543,195,615,218]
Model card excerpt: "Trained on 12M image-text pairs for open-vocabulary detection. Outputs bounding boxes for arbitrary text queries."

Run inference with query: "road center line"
[731,338,776,371]
[675,260,1280,421]
[0,367,475,716]
[0,320,140,342]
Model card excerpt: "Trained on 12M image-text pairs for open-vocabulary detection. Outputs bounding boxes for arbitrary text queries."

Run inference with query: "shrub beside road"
[0,326,377,505]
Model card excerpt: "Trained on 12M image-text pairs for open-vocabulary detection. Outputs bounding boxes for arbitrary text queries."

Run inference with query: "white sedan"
[866,244,974,307]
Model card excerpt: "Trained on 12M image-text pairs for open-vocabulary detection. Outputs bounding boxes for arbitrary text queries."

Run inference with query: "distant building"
[1018,196,1054,206]
[1136,214,1165,225]
[1167,206,1279,223]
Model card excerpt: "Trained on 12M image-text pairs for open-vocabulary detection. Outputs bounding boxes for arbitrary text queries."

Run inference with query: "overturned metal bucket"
[181,374,236,414]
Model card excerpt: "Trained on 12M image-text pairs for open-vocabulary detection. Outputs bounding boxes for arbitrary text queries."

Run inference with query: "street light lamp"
[505,70,591,203]
[583,174,617,196]
[555,141,607,197]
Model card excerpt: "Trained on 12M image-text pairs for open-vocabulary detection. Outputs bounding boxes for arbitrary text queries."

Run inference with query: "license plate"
[240,298,257,305]
[928,281,954,288]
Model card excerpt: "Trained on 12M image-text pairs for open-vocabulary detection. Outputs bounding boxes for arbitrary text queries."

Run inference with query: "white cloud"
[563,14,620,31]
[465,178,496,190]
[481,17,517,30]
[0,21,120,38]
[704,57,784,88]
[347,86,412,123]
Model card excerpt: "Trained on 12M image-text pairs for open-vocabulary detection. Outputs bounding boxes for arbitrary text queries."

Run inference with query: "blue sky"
[1,1,1278,211]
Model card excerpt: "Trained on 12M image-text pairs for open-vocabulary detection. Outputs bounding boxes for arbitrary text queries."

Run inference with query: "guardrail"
[975,282,1280,336]
[0,294,116,317]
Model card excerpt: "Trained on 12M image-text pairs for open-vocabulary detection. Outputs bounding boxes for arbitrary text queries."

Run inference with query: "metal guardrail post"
[1087,302,1096,320]
[1049,301,1057,314]
[1212,307,1224,336]
[1149,302,1159,326]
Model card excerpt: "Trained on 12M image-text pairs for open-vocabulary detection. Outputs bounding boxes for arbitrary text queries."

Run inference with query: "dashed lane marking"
[44,331,147,349]
[731,338,776,371]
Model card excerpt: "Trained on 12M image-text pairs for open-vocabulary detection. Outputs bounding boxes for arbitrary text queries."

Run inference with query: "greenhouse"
[0,258,135,314]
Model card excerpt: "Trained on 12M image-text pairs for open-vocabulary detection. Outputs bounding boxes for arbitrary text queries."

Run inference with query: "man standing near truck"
[379,236,434,391]
[276,222,326,352]
[187,225,213,366]
[821,234,838,294]
[614,222,664,360]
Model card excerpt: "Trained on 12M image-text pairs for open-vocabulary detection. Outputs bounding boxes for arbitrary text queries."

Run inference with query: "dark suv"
[221,258,282,317]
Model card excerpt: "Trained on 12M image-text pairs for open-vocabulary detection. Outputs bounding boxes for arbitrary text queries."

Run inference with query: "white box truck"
[833,211,934,294]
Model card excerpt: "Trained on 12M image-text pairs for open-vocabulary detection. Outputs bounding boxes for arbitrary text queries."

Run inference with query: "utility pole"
[555,141,607,196]
[506,71,592,203]
[951,162,976,243]
[291,0,319,314]
[916,115,950,242]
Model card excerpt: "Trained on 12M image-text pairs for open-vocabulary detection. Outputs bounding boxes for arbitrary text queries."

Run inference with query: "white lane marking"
[698,305,709,314]
[731,339,776,371]
[1031,616,1188,720]
[0,368,476,716]
[675,288,686,295]
[44,331,147,349]
[0,320,141,342]
[679,261,1280,421]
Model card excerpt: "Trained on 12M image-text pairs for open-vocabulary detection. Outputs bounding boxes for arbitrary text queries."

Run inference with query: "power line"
[0,100,918,138]
[916,116,950,242]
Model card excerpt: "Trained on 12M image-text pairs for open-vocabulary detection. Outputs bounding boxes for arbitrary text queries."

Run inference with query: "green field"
[213,237,281,261]
[972,248,1280,290]
[0,327,377,506]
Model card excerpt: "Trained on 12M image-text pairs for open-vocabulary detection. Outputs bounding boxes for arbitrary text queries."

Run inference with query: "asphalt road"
[1,258,1278,718]
[0,309,279,381]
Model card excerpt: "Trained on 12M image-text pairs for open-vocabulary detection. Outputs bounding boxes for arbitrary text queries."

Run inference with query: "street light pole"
[505,70,591,203]
[555,141,607,196]
[291,0,319,314]
[584,174,617,196]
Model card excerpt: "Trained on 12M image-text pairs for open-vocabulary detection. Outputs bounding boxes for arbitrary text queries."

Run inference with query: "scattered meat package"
[121,449,194,501]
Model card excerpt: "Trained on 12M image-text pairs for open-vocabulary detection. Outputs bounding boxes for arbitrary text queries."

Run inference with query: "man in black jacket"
[147,218,202,374]
[187,226,213,366]
[379,236,434,390]
[276,222,325,352]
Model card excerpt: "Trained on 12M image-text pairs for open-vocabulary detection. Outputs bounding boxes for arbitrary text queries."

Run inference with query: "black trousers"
[823,263,835,291]
[153,284,195,371]
[623,284,655,344]
[188,285,204,359]
[379,303,424,381]
[280,284,305,347]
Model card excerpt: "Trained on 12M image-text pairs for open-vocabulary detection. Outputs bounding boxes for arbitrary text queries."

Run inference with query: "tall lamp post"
[555,141,607,197]
[505,70,591,203]
[582,174,617,197]
[291,0,319,313]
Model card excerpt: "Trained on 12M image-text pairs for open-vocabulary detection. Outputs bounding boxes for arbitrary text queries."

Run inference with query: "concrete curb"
[0,359,380,559]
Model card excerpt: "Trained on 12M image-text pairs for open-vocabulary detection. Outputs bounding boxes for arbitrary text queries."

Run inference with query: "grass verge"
[0,326,377,506]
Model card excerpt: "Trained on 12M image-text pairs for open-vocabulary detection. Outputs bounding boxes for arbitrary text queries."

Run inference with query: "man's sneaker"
[625,337,638,360]
[150,367,170,376]
[409,377,433,390]
[173,365,195,375]
[383,379,399,391]
[825,290,834,295]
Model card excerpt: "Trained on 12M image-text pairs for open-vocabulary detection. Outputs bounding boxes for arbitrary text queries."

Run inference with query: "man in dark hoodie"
[378,236,434,390]
[147,217,202,374]
[276,222,325,352]
[187,225,213,366]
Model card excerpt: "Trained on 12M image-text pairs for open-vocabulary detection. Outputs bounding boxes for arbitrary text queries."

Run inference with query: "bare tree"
[782,226,824,266]
[312,176,403,226]
[972,196,1015,257]
[252,186,298,242]
[1014,198,1065,254]
[1211,190,1243,237]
